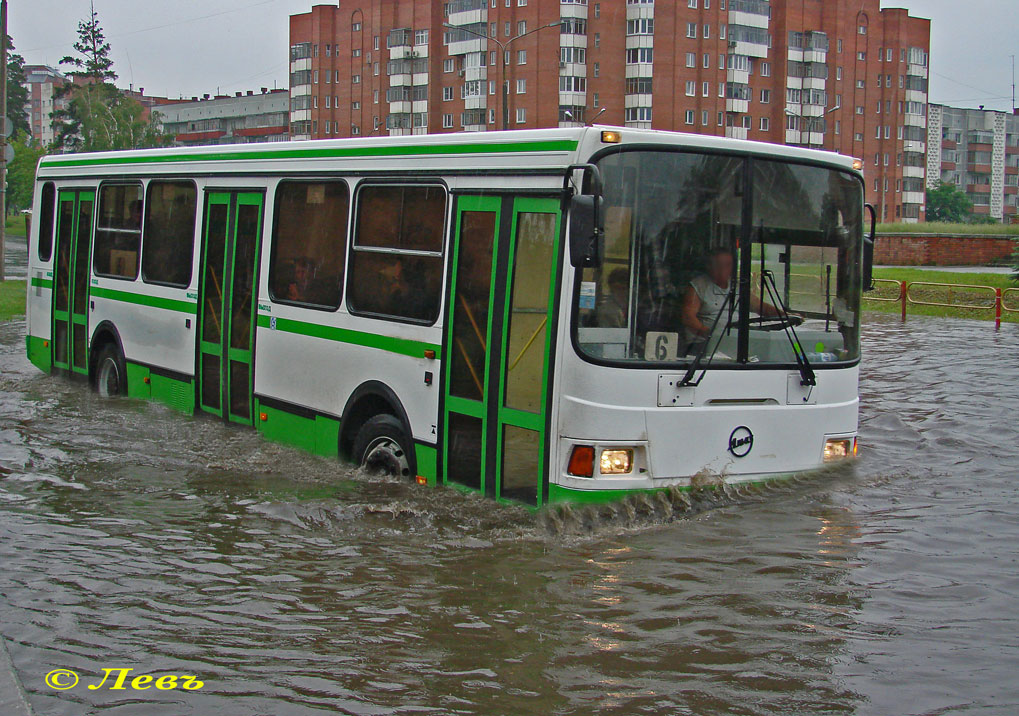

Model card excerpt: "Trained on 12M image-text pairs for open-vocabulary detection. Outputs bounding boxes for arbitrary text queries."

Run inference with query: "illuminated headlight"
[823,438,854,462]
[599,449,633,475]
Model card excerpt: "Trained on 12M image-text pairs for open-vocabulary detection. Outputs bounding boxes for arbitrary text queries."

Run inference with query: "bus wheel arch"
[339,382,417,478]
[89,323,127,397]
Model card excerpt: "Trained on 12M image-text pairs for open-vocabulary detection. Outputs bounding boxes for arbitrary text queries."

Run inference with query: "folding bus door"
[443,195,562,507]
[196,191,264,425]
[51,189,94,376]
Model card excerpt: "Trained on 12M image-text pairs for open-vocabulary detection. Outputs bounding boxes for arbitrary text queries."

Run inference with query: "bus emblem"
[728,426,754,458]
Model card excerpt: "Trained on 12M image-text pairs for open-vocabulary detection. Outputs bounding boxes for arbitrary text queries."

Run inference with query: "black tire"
[93,344,127,397]
[352,414,416,480]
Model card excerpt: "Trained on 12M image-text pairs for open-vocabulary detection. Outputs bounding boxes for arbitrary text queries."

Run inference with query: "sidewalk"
[0,638,33,716]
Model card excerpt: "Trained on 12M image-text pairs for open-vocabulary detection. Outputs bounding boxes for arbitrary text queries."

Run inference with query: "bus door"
[443,196,562,507]
[196,191,264,425]
[52,189,94,376]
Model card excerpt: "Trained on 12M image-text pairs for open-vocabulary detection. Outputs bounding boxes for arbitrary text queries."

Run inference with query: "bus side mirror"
[569,194,603,268]
[863,203,877,291]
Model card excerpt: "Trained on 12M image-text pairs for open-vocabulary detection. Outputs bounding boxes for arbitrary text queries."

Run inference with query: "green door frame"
[51,189,94,376]
[442,195,562,507]
[196,191,264,425]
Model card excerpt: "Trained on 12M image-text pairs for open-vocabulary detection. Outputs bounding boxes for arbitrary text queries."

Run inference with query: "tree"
[6,132,47,214]
[5,36,31,138]
[925,180,973,223]
[52,4,169,152]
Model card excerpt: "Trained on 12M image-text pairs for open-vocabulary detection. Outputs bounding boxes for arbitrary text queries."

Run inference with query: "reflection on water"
[0,313,1017,715]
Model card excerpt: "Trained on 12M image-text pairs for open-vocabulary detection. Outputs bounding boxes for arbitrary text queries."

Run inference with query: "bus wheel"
[94,344,127,397]
[353,414,413,480]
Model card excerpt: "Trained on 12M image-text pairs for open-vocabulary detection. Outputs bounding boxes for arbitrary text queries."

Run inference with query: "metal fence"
[865,279,1016,330]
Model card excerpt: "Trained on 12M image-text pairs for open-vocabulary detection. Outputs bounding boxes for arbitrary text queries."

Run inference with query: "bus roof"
[36,126,859,177]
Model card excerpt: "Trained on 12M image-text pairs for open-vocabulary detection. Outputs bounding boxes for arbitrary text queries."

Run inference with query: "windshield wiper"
[679,288,732,387]
[759,269,816,387]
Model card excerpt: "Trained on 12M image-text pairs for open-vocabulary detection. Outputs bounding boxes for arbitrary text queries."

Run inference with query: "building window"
[720,24,726,40]
[415,29,428,45]
[443,86,453,101]
[444,58,454,72]
[686,23,697,39]
[593,92,600,107]
[516,78,526,94]
[94,183,142,280]
[517,20,526,35]
[857,51,866,61]
[516,108,526,123]
[858,25,867,35]
[704,24,711,39]
[760,117,769,131]
[269,181,349,309]
[325,45,331,57]
[688,0,697,7]
[352,101,360,109]
[685,110,694,125]
[702,110,709,125]
[594,62,600,77]
[837,66,843,80]
[685,81,695,96]
[686,53,696,68]
[625,48,653,64]
[443,113,453,128]
[517,49,526,64]
[313,70,319,83]
[353,74,361,84]
[703,53,710,68]
[855,132,863,141]
[141,181,196,288]
[760,89,770,103]
[761,61,770,77]
[856,79,865,89]
[855,105,864,115]
[703,81,709,97]
[624,107,652,122]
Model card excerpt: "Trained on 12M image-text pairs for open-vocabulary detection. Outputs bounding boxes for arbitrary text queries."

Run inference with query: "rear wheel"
[94,344,127,397]
[352,414,415,480]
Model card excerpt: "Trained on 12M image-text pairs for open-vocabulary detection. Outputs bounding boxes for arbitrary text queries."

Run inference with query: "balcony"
[726,126,749,140]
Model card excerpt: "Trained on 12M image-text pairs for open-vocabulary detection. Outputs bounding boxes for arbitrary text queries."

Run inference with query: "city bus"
[25,126,872,507]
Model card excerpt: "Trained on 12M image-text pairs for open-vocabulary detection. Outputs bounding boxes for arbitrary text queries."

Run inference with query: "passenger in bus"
[596,267,631,327]
[681,249,784,350]
[286,257,334,305]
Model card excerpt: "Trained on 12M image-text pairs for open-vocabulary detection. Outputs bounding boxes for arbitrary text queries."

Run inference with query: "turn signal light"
[567,445,595,477]
[852,158,864,171]
[416,475,428,485]
[601,130,621,143]
[259,412,268,422]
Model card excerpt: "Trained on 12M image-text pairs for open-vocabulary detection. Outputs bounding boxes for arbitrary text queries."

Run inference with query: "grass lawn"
[865,267,1019,323]
[5,215,27,238]
[877,222,1019,236]
[0,280,26,321]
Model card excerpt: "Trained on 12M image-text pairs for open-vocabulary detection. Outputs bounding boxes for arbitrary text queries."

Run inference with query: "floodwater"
[1,310,1018,715]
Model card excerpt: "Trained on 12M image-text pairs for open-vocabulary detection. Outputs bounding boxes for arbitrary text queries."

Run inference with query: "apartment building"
[289,0,930,220]
[157,89,291,146]
[927,104,1019,222]
[24,65,69,146]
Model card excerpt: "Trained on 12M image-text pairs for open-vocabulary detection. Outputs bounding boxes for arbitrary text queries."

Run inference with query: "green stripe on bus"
[40,139,580,168]
[90,286,198,314]
[30,277,53,289]
[256,314,441,360]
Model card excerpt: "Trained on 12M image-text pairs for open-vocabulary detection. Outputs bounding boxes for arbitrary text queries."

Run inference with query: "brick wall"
[875,234,1017,265]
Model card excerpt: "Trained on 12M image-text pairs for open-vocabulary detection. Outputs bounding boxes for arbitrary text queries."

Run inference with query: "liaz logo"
[728,426,754,458]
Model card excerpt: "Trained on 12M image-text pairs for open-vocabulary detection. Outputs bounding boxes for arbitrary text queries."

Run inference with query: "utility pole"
[1,0,8,282]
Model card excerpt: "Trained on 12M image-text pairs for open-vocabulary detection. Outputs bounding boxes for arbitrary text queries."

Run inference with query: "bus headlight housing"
[823,438,855,462]
[599,449,633,475]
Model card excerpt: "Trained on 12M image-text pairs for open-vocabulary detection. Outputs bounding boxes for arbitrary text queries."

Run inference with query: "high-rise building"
[24,65,69,146]
[289,0,930,220]
[927,104,1019,222]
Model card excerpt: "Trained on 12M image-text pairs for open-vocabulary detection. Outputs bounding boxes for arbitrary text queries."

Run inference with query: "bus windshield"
[576,149,864,368]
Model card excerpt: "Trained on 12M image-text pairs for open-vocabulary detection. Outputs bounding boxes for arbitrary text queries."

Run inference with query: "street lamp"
[785,101,841,149]
[443,19,563,131]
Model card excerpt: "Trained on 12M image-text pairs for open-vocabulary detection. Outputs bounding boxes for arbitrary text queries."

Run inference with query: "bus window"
[348,184,445,323]
[94,183,143,280]
[37,182,56,261]
[142,181,197,288]
[268,180,349,309]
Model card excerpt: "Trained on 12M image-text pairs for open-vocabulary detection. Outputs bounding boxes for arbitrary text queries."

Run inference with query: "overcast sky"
[10,0,1019,111]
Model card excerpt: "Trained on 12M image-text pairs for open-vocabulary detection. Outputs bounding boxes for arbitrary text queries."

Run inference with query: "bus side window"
[347,184,445,324]
[142,181,197,288]
[95,183,143,280]
[37,182,56,261]
[268,180,349,310]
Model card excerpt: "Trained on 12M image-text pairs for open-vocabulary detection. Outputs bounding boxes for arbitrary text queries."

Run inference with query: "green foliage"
[0,280,26,320]
[59,1,116,83]
[6,132,47,214]
[5,36,30,138]
[925,181,974,223]
[51,4,170,153]
[877,221,1019,236]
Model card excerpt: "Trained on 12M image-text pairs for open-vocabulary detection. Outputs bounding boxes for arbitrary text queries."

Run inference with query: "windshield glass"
[575,149,863,367]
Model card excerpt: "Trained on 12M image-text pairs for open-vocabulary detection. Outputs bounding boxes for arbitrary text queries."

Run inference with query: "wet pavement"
[0,312,1017,715]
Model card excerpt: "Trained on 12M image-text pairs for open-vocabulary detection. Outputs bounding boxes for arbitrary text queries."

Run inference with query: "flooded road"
[0,313,1017,715]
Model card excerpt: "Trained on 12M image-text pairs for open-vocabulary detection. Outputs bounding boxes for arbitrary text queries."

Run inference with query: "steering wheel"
[725,315,803,332]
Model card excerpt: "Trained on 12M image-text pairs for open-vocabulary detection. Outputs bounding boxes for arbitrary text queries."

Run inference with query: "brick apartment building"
[24,65,69,146]
[290,0,930,220]
[927,104,1019,222]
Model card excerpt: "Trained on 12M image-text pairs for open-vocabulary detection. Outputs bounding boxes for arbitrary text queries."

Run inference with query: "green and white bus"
[26,127,872,506]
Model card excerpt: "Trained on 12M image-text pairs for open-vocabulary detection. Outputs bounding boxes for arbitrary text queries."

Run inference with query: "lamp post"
[443,20,563,131]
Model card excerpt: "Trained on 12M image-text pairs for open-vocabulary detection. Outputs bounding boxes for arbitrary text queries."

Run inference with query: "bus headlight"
[823,438,854,462]
[600,449,633,475]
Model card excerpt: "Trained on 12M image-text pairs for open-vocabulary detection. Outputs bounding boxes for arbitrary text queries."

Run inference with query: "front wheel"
[352,414,415,480]
[94,344,127,397]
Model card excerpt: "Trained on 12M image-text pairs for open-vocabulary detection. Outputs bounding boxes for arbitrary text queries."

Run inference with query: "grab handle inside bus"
[564,163,604,268]
[863,203,877,291]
